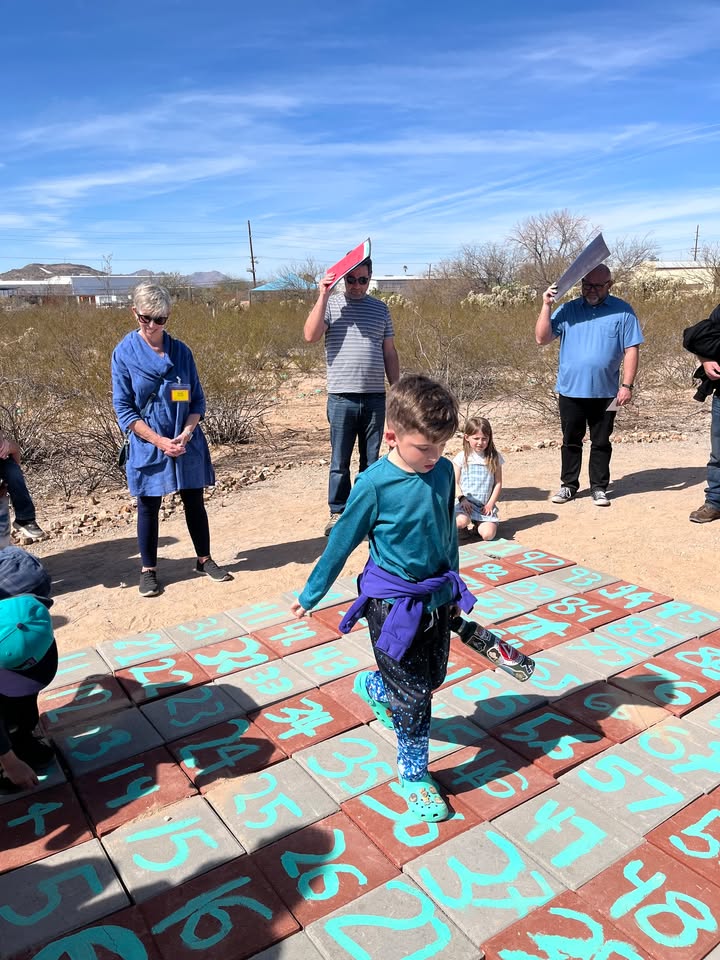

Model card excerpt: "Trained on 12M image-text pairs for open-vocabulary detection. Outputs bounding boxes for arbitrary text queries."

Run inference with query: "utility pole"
[693,225,700,261]
[247,220,258,286]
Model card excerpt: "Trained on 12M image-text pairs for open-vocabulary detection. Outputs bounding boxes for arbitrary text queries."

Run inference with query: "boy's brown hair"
[386,374,459,443]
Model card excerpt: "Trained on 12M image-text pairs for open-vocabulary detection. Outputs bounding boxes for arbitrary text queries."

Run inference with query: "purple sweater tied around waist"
[338,557,476,661]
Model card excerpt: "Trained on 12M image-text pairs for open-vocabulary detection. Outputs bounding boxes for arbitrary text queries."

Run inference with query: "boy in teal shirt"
[292,374,475,822]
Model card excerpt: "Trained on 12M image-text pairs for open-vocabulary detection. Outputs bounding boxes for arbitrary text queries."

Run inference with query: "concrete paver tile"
[55,707,164,776]
[141,682,245,741]
[98,629,178,671]
[405,821,565,944]
[204,757,338,852]
[217,660,315,712]
[294,727,397,803]
[306,875,480,959]
[0,838,128,958]
[190,634,277,679]
[101,795,244,903]
[492,782,643,890]
[164,613,247,650]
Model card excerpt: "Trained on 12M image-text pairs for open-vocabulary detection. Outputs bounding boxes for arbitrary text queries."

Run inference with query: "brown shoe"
[689,503,720,523]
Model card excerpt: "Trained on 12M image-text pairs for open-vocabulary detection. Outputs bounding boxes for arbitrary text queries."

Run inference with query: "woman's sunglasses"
[136,313,168,325]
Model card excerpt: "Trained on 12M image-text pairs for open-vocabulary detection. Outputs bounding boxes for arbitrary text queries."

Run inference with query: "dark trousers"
[365,598,450,779]
[0,693,39,756]
[0,458,36,525]
[326,393,386,513]
[558,395,616,493]
[137,489,210,568]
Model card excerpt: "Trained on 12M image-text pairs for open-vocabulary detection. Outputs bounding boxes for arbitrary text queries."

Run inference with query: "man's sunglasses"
[581,281,609,291]
[136,313,168,325]
[345,276,369,285]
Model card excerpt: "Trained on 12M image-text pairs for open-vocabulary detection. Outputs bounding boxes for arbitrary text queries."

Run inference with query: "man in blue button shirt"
[535,264,643,506]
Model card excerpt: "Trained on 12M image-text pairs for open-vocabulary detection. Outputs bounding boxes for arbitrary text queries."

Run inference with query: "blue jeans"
[327,392,385,513]
[0,458,36,525]
[705,393,720,509]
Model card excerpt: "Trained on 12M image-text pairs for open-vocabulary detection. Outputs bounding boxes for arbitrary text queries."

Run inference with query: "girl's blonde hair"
[462,417,500,476]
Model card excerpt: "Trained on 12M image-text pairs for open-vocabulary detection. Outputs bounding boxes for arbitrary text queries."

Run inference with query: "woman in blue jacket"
[112,282,230,597]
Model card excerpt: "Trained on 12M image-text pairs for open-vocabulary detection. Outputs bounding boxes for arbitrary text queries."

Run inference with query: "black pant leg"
[558,395,588,492]
[179,488,211,558]
[587,400,616,491]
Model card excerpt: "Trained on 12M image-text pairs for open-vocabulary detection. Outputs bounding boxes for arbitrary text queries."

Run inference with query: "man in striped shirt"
[304,258,400,535]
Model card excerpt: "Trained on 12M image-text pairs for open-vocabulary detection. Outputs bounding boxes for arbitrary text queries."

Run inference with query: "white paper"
[554,233,611,300]
[606,397,619,412]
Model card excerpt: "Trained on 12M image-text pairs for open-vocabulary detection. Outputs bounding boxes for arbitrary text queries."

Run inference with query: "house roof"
[69,276,140,295]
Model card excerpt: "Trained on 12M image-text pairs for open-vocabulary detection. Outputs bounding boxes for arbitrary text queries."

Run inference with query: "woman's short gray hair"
[132,282,171,317]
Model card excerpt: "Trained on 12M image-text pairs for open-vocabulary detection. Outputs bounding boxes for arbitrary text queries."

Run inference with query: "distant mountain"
[188,271,230,287]
[0,262,103,281]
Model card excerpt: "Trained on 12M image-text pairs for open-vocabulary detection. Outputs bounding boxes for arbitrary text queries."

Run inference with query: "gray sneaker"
[591,489,610,507]
[324,513,342,536]
[12,520,46,541]
[551,486,575,504]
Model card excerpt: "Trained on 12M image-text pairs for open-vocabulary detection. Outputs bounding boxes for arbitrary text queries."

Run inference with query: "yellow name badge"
[171,385,190,403]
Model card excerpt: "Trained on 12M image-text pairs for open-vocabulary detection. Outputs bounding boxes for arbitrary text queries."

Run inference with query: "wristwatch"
[621,383,634,390]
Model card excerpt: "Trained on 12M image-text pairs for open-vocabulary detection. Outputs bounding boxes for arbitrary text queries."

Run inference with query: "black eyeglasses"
[581,281,609,291]
[345,276,369,285]
[136,313,168,325]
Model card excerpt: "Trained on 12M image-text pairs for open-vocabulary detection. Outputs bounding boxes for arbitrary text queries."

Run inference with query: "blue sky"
[3,0,720,280]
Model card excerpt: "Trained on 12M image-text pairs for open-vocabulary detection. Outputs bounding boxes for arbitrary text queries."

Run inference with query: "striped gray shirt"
[324,294,394,393]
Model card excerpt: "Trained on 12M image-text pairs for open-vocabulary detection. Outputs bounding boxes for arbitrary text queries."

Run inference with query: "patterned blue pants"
[364,599,450,781]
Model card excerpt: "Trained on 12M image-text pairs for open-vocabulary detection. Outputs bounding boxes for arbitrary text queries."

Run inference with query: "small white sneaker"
[591,489,610,506]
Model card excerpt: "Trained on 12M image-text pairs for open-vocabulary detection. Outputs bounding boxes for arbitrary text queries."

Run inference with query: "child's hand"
[290,600,308,619]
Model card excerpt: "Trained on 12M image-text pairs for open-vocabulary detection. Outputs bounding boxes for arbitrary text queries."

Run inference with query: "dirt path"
[29,424,719,652]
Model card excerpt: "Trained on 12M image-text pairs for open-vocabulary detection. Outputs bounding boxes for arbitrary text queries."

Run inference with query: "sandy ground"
[26,385,720,653]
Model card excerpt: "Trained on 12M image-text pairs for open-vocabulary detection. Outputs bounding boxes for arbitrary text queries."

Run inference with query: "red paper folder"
[328,238,371,290]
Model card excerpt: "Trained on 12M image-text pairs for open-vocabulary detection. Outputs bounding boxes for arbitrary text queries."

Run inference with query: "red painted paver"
[430,741,557,820]
[646,787,720,888]
[170,717,286,791]
[482,889,646,960]
[494,707,613,776]
[251,688,360,755]
[38,675,131,734]
[322,671,375,724]
[459,558,534,588]
[608,658,720,716]
[10,907,163,960]
[253,811,399,925]
[115,652,208,704]
[577,842,720,960]
[73,745,197,835]
[250,618,340,655]
[311,602,365,633]
[0,784,92,873]
[583,581,672,614]
[554,681,670,742]
[139,857,298,960]
[342,779,479,868]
